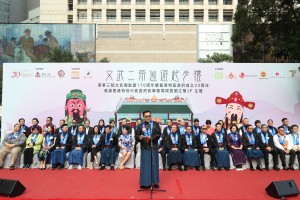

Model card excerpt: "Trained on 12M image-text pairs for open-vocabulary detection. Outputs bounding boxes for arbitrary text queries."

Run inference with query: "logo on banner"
[215,72,223,79]
[259,71,268,79]
[239,72,245,79]
[226,72,236,79]
[238,72,257,79]
[71,68,80,79]
[83,71,92,79]
[289,70,297,80]
[11,71,33,78]
[35,72,41,78]
[58,70,65,78]
[270,72,285,79]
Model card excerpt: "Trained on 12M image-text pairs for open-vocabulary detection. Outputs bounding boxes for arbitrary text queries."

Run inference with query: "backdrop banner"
[2,63,300,137]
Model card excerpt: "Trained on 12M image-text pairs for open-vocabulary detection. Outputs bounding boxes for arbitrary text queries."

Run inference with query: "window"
[77,10,87,20]
[179,10,189,22]
[107,0,116,5]
[136,0,145,4]
[223,9,233,22]
[93,0,101,4]
[122,0,131,4]
[223,0,232,5]
[165,10,174,22]
[136,9,145,21]
[208,10,218,22]
[106,9,116,21]
[194,9,204,21]
[208,0,217,5]
[78,0,87,4]
[68,0,73,10]
[179,0,189,5]
[150,0,160,5]
[194,0,203,5]
[121,9,131,21]
[68,15,73,23]
[150,10,160,21]
[92,10,102,20]
[165,0,174,5]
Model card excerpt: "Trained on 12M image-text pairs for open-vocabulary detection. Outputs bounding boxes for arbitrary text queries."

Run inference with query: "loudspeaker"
[266,180,299,199]
[0,179,26,197]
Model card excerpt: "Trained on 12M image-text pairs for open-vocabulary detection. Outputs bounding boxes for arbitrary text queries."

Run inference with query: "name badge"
[266,137,269,139]
[110,138,113,141]
[50,136,53,139]
[269,130,272,133]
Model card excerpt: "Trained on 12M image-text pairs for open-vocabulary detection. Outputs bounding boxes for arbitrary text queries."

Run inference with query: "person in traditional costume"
[226,125,246,171]
[182,126,200,171]
[38,125,57,170]
[135,110,161,189]
[89,126,101,169]
[212,123,230,171]
[119,125,133,170]
[257,124,280,171]
[51,124,72,170]
[274,126,296,170]
[68,125,88,170]
[167,124,183,171]
[242,124,264,171]
[23,127,43,168]
[99,125,119,170]
[197,125,215,171]
[290,125,300,170]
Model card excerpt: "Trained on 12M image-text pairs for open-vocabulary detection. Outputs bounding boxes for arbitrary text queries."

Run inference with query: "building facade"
[40,0,238,24]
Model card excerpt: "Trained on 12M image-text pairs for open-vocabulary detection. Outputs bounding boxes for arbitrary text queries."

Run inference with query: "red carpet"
[0,168,299,199]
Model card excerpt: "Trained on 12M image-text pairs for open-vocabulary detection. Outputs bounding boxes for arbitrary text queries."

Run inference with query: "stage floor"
[0,168,299,200]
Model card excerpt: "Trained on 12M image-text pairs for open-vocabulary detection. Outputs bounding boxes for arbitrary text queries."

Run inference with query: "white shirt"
[273,134,293,150]
[289,132,300,151]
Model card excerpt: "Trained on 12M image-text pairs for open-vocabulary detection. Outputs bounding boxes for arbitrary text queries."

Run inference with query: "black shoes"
[178,165,183,171]
[153,184,159,189]
[218,167,222,171]
[224,167,230,171]
[184,166,187,171]
[111,166,115,171]
[195,166,200,171]
[273,166,280,171]
[25,164,30,169]
[210,166,215,171]
[256,166,263,171]
[163,166,166,171]
[283,165,289,170]
[265,166,270,171]
[289,165,295,171]
[99,165,105,170]
[201,166,206,171]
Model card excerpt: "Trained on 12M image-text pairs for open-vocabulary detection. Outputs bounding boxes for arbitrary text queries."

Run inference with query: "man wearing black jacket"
[197,125,215,171]
[256,124,280,171]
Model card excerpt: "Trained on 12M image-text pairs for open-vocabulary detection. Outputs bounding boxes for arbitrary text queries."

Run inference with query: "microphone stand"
[138,135,166,199]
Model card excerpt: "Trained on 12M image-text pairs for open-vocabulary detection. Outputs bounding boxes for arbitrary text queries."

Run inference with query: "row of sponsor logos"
[10,69,92,80]
[214,70,298,80]
[10,68,298,80]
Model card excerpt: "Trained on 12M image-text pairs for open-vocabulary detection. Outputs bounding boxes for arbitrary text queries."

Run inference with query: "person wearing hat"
[215,91,255,131]
[45,30,58,50]
[64,89,88,127]
[17,28,36,61]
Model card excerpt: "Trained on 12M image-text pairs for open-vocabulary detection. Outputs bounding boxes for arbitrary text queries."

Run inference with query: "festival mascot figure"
[64,89,89,126]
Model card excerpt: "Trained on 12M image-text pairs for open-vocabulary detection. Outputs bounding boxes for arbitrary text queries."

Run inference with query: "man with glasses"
[135,110,161,189]
[68,120,78,137]
[197,125,215,171]
[273,126,296,170]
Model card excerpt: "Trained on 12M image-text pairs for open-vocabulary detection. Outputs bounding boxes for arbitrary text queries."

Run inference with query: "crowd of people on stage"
[0,116,299,171]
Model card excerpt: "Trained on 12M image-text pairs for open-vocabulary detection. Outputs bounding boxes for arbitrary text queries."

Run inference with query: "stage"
[0,168,299,200]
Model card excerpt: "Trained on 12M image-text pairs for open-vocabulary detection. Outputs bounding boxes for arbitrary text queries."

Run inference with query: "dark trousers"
[260,148,279,167]
[90,147,101,162]
[277,149,296,166]
[199,148,215,167]
[296,151,300,168]
[159,149,167,167]
[23,148,34,165]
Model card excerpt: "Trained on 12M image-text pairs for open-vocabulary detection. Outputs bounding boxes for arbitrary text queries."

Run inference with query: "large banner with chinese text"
[2,63,300,137]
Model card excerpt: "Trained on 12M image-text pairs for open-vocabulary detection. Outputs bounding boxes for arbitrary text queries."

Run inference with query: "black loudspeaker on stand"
[0,179,26,197]
[265,180,299,199]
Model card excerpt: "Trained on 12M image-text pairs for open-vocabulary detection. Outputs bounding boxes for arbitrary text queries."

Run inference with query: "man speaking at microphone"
[135,110,161,189]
